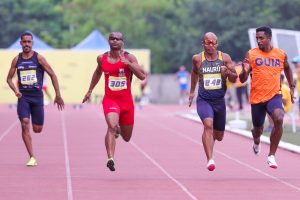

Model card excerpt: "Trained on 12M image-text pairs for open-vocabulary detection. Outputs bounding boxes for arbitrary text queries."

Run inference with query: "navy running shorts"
[251,94,284,127]
[196,96,226,131]
[17,93,44,125]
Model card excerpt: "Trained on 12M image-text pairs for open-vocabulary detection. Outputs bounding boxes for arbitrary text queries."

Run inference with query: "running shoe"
[252,143,261,155]
[26,157,37,167]
[267,155,278,169]
[207,159,215,171]
[107,158,115,171]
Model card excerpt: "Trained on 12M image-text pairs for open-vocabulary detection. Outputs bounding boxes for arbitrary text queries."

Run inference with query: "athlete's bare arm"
[38,54,64,110]
[189,54,201,107]
[283,53,295,103]
[239,52,252,83]
[121,53,146,80]
[82,55,103,103]
[6,56,22,98]
[222,53,238,83]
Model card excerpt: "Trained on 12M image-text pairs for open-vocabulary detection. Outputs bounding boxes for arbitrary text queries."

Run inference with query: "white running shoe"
[267,155,278,169]
[252,143,261,155]
[207,159,215,171]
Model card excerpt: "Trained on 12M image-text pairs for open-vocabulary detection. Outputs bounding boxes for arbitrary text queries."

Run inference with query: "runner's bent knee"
[33,124,43,133]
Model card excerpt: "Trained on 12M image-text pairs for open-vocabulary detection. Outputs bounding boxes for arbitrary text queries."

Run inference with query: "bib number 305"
[108,76,127,91]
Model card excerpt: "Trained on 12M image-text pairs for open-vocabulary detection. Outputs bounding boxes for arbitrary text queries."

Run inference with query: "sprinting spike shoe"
[26,157,37,167]
[267,155,278,169]
[207,159,215,171]
[252,143,261,155]
[107,158,115,171]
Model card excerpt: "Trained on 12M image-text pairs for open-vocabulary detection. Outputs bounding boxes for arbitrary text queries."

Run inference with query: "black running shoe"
[107,159,115,171]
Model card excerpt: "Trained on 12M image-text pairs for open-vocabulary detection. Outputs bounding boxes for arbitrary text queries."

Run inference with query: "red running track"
[0,104,299,200]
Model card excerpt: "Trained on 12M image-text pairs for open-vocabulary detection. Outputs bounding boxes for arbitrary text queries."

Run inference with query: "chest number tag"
[108,76,127,91]
[20,70,37,85]
[203,74,222,90]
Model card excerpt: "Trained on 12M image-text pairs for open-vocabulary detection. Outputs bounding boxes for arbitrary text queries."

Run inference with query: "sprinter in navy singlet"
[6,31,64,166]
[189,32,237,171]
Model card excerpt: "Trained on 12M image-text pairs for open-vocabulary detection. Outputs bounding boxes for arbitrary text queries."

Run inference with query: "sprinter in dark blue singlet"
[189,32,237,171]
[6,31,64,166]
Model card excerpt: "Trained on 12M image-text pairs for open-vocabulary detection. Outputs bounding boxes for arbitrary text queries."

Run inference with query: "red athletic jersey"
[101,53,132,99]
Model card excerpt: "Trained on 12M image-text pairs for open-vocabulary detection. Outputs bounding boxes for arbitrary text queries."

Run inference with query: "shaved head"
[203,32,217,41]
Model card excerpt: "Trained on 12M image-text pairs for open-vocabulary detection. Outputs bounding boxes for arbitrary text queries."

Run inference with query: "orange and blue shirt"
[249,48,285,104]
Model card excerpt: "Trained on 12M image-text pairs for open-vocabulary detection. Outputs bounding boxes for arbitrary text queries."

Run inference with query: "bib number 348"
[203,74,222,90]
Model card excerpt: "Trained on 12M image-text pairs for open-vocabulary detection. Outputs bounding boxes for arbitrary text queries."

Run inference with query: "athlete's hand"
[119,53,131,66]
[54,95,64,110]
[221,65,228,78]
[82,90,92,103]
[188,93,195,107]
[242,58,249,65]
[239,58,249,82]
[15,91,22,98]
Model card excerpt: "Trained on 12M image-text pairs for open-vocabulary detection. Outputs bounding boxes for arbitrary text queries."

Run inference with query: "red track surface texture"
[0,104,299,200]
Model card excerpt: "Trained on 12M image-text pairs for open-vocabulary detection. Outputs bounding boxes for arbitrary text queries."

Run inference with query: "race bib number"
[108,76,127,91]
[203,74,222,90]
[20,70,37,85]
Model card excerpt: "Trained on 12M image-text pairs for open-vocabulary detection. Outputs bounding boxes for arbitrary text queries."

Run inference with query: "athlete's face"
[256,31,271,51]
[20,35,33,53]
[108,32,124,50]
[202,38,218,54]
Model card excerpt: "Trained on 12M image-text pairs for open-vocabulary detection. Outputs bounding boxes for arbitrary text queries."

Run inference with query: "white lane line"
[130,141,199,200]
[0,120,18,142]
[140,113,300,193]
[60,111,74,200]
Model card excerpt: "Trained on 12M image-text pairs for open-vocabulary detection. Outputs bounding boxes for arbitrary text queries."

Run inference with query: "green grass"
[226,111,300,146]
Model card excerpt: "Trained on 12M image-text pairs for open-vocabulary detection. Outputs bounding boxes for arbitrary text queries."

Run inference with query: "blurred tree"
[0,0,66,48]
[2,0,300,72]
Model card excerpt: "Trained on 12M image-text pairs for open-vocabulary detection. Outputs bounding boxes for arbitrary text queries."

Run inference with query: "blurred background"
[1,0,300,105]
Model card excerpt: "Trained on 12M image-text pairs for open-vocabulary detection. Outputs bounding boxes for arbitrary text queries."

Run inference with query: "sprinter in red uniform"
[82,32,146,171]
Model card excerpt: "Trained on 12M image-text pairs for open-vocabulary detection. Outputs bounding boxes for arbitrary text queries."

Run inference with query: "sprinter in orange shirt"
[239,26,295,168]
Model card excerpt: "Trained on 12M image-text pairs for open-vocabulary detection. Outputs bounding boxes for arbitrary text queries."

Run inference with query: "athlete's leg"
[119,125,133,142]
[20,118,34,158]
[213,130,224,142]
[17,96,35,158]
[31,103,44,133]
[119,99,134,142]
[269,109,284,155]
[251,103,267,145]
[267,95,284,156]
[251,126,264,145]
[202,118,214,161]
[210,129,224,166]
[104,112,119,159]
[210,99,226,159]
[197,97,214,161]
